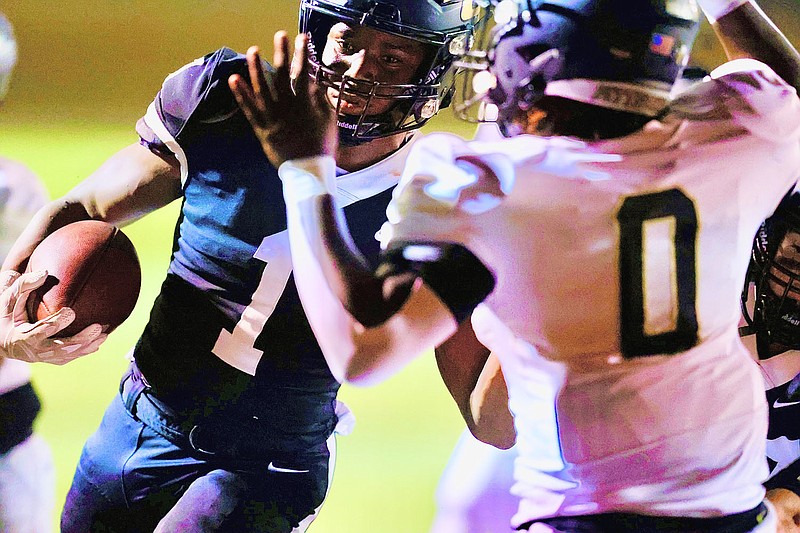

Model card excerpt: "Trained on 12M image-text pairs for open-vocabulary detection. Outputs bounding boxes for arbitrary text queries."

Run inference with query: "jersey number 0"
[617,188,699,358]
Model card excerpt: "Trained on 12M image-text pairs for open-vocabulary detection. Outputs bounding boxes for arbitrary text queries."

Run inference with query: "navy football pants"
[61,393,333,532]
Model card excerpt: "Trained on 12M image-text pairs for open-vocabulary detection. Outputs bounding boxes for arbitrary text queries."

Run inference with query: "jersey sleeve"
[380,133,515,247]
[378,133,512,321]
[672,59,800,222]
[709,58,800,143]
[0,161,48,260]
[134,48,251,184]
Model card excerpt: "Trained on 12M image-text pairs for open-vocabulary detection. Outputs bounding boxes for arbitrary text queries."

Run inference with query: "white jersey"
[384,59,800,523]
[0,157,48,394]
[0,157,47,260]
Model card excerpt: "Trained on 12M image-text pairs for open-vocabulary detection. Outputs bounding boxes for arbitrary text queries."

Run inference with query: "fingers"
[229,72,260,128]
[1,270,46,317]
[230,47,271,131]
[12,322,106,365]
[246,46,272,116]
[272,31,293,100]
[344,50,366,79]
[291,33,311,95]
[48,329,108,365]
[0,270,20,293]
[61,322,105,344]
[18,306,77,339]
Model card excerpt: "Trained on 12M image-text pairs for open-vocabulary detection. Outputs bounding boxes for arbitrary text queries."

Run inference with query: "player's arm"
[0,144,180,365]
[284,183,462,385]
[435,321,516,449]
[701,0,800,91]
[2,143,180,273]
[230,33,494,384]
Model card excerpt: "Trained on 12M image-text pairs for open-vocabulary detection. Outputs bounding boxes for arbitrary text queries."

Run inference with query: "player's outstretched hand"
[767,488,800,532]
[0,270,107,365]
[229,31,338,167]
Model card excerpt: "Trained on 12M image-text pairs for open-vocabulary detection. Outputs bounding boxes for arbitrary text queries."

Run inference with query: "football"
[25,220,141,338]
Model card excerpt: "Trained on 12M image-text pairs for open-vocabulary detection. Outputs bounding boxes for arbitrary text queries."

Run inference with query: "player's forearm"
[279,156,389,315]
[314,194,416,326]
[468,354,516,449]
[436,320,491,414]
[435,322,515,448]
[708,1,800,91]
[281,157,458,384]
[286,200,452,385]
[66,143,181,226]
[1,200,92,272]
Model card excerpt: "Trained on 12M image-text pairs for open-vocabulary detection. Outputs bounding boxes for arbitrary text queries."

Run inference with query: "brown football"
[25,220,141,338]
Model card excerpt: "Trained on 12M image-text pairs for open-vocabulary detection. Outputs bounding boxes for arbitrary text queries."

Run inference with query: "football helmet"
[299,0,484,145]
[453,0,701,130]
[742,192,800,357]
[0,13,17,101]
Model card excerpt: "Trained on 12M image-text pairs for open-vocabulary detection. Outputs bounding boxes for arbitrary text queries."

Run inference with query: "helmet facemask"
[299,0,480,145]
[452,0,701,133]
[743,194,800,358]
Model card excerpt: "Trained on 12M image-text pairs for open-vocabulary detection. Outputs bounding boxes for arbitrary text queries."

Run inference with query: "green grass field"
[3,2,798,531]
[5,121,473,532]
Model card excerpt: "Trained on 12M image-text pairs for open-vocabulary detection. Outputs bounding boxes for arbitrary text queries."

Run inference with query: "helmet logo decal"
[650,34,676,57]
[781,313,800,327]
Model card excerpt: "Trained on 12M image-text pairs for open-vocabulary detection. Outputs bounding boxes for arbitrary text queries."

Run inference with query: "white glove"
[0,270,107,365]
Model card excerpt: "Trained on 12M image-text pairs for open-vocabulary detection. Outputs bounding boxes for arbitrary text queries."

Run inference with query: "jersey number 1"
[211,231,292,375]
[617,189,698,358]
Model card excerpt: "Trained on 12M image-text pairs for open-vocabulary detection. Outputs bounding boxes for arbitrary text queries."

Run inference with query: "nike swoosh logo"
[267,462,310,474]
[773,398,800,409]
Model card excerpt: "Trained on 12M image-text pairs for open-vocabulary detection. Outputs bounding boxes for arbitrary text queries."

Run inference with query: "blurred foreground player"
[0,1,479,531]
[0,13,55,532]
[232,0,800,530]
[743,193,800,532]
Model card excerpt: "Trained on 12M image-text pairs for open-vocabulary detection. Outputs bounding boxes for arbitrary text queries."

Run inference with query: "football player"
[0,1,479,531]
[0,13,56,532]
[742,193,800,531]
[232,0,800,530]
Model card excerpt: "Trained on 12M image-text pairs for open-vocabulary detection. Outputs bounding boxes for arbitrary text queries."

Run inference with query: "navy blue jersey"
[765,376,800,477]
[742,331,800,488]
[133,48,414,451]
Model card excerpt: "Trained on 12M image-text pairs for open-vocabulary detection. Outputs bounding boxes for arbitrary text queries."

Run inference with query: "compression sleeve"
[379,241,495,323]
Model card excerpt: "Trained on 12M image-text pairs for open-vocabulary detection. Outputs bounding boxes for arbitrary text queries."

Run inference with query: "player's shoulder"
[672,59,800,140]
[409,131,470,158]
[395,131,518,218]
[158,47,261,124]
[165,47,247,87]
[707,58,789,88]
